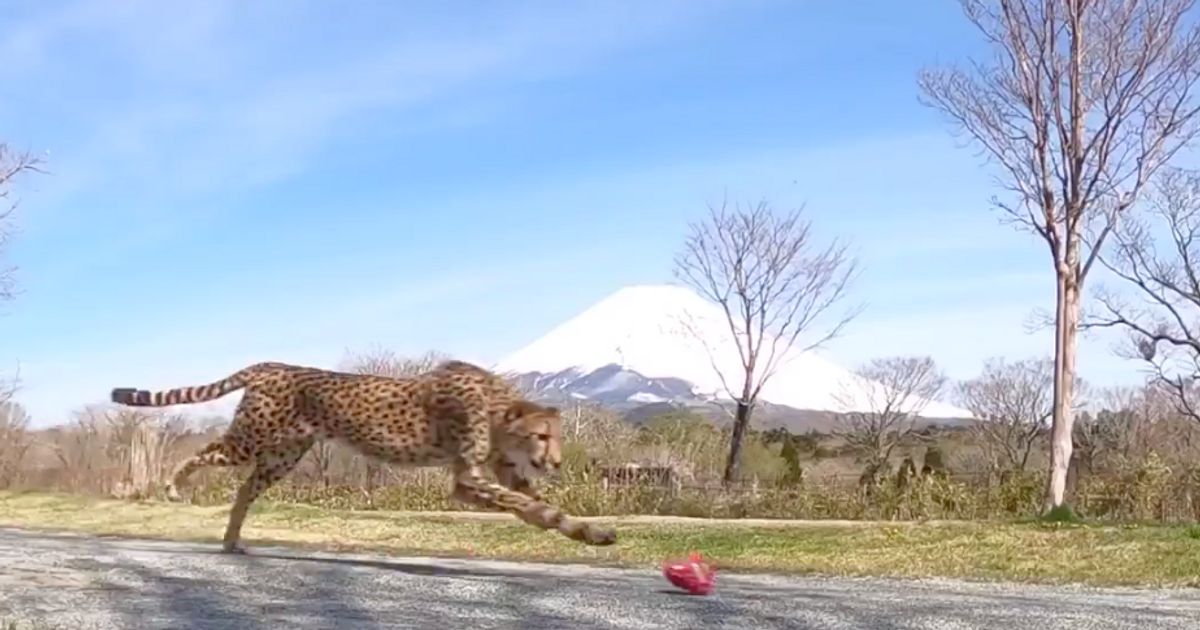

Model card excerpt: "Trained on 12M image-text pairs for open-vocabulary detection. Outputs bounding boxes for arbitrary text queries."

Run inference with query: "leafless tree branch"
[339,346,449,379]
[1089,166,1200,422]
[0,144,46,305]
[673,198,862,483]
[956,357,1054,473]
[0,400,32,488]
[919,0,1200,511]
[1075,384,1163,469]
[833,356,947,482]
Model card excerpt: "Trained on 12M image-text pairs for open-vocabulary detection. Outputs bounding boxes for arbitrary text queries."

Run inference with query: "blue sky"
[0,0,1146,426]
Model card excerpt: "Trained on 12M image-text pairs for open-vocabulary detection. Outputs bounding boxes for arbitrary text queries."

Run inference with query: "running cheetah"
[110,359,617,553]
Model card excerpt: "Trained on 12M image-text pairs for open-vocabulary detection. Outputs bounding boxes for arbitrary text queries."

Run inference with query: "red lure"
[662,551,716,595]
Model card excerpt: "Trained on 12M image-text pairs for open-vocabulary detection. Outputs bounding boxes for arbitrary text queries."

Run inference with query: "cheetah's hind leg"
[220,437,315,554]
[164,439,248,502]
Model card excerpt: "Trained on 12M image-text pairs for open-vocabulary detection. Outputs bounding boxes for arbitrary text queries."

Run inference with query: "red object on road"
[662,551,716,595]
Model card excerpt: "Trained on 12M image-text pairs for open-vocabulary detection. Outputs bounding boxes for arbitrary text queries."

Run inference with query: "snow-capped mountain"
[506,364,697,405]
[495,284,973,432]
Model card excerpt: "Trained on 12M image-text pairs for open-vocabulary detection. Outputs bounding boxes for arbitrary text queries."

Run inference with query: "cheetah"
[109,359,617,553]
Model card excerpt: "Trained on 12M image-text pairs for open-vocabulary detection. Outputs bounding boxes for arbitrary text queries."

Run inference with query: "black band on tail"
[111,387,151,405]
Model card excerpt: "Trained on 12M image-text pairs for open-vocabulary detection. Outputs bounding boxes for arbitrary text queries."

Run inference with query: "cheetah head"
[500,400,562,476]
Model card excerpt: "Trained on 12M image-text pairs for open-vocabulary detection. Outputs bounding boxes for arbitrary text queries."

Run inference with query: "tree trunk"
[722,400,753,485]
[1044,270,1080,512]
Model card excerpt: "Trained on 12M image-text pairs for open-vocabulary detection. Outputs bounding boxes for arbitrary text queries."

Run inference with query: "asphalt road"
[2,527,1199,629]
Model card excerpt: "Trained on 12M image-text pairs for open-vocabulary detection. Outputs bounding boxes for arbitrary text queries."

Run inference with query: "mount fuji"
[494,284,973,433]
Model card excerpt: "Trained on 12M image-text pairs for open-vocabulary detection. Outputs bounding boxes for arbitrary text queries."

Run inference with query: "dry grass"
[2,490,1199,587]
[9,402,1200,524]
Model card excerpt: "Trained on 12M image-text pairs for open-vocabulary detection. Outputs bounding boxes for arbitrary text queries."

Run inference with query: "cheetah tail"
[110,366,256,407]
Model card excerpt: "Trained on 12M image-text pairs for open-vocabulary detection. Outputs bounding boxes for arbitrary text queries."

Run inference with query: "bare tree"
[560,402,633,445]
[338,345,449,378]
[833,356,947,484]
[1090,167,1200,424]
[306,435,337,489]
[674,199,860,485]
[1074,382,1174,474]
[634,411,727,480]
[919,0,1200,512]
[1,145,44,407]
[1097,385,1155,460]
[0,401,31,488]
[103,408,186,498]
[957,357,1054,474]
[1135,380,1200,462]
[46,409,112,494]
[1,144,45,304]
[0,367,15,412]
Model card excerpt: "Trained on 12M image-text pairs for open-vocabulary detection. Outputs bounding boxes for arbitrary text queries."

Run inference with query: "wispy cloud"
[0,0,757,328]
[8,1,742,228]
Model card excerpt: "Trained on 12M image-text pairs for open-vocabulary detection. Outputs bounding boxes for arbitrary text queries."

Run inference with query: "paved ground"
[2,527,1200,629]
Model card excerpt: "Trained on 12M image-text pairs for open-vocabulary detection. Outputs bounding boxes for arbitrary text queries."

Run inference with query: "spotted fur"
[110,359,616,553]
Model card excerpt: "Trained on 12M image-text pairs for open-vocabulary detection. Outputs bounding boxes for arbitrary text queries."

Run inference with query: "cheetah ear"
[503,400,541,422]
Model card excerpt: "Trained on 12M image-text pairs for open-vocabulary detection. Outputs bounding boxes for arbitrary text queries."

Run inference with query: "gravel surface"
[1,526,1199,629]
